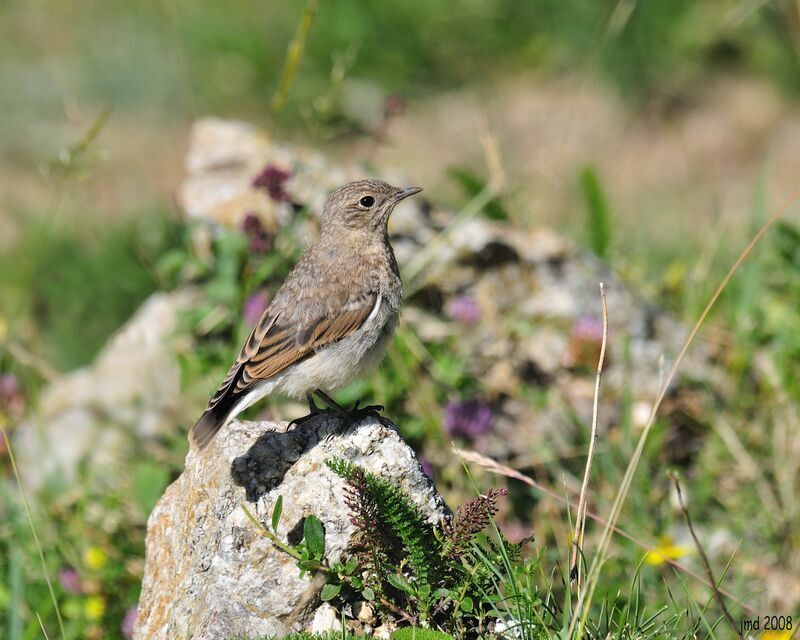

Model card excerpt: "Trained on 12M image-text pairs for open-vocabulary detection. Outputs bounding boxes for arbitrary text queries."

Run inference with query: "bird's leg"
[288,393,328,428]
[306,393,321,413]
[314,390,390,436]
[349,399,392,430]
[312,389,355,440]
[313,389,351,421]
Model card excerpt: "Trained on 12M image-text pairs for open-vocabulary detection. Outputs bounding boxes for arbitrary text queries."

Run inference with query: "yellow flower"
[644,536,692,566]
[84,595,106,620]
[83,547,108,571]
[759,631,795,639]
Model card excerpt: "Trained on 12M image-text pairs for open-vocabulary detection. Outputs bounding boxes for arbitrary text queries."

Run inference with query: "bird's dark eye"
[359,195,375,208]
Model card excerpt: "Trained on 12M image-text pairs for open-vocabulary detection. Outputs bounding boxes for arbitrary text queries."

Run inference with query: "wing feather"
[245,295,377,381]
[205,292,378,408]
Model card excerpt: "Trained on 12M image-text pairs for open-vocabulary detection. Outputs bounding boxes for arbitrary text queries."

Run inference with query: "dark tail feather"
[189,407,229,451]
[190,365,245,450]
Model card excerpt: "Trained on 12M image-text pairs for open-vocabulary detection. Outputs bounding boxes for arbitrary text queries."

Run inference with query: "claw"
[351,399,384,413]
[312,391,390,437]
[288,393,328,428]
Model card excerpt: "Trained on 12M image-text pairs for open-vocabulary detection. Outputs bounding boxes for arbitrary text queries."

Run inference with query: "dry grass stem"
[671,474,743,639]
[271,0,319,114]
[2,341,60,381]
[570,282,607,593]
[37,612,51,640]
[0,418,65,639]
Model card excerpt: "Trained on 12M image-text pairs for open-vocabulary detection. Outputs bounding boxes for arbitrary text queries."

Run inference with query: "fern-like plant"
[325,458,517,633]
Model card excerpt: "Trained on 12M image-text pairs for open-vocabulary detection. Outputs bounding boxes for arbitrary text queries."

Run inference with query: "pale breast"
[276,293,399,397]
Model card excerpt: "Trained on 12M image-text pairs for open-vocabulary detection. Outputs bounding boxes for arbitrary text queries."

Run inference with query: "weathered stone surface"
[13,290,196,488]
[134,414,446,640]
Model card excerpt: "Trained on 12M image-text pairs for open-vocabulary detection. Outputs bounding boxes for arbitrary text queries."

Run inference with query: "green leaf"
[133,462,170,515]
[459,596,474,613]
[447,166,509,220]
[303,515,325,559]
[391,628,455,640]
[271,495,283,532]
[298,559,321,572]
[320,583,341,602]
[344,556,358,574]
[580,164,613,260]
[362,586,375,601]
[387,573,414,594]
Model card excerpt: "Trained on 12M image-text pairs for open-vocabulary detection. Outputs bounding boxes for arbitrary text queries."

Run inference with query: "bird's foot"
[348,399,387,422]
[313,391,390,440]
[288,393,330,429]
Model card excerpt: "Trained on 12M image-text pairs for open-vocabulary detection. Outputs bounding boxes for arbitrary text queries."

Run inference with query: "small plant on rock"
[323,458,517,636]
[244,460,523,637]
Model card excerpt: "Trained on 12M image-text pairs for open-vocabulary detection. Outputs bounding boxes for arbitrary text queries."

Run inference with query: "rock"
[13,290,196,488]
[353,601,376,624]
[134,414,446,640]
[374,623,394,639]
[310,603,339,634]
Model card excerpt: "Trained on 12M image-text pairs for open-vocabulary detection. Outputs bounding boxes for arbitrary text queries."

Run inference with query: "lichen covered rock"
[134,414,445,640]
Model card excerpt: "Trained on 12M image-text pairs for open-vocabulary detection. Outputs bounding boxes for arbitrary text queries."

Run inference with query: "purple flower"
[572,316,603,343]
[252,164,291,202]
[443,399,493,441]
[58,567,82,594]
[568,316,606,369]
[121,606,138,639]
[243,290,270,326]
[240,212,273,254]
[445,295,481,325]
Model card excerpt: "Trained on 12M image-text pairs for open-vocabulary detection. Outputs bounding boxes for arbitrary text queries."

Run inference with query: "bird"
[189,178,423,450]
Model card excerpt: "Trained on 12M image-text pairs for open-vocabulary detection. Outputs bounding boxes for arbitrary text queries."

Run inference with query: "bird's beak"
[392,186,423,203]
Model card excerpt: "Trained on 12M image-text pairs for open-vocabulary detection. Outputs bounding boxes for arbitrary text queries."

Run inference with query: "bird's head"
[320,179,422,235]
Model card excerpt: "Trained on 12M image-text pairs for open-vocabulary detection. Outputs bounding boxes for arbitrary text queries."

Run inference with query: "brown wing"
[205,292,377,410]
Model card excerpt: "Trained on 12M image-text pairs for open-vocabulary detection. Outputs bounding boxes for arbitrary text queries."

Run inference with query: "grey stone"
[13,290,196,489]
[134,414,446,640]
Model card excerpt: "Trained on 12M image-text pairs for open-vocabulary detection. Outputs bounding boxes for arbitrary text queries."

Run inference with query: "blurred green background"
[1,1,800,638]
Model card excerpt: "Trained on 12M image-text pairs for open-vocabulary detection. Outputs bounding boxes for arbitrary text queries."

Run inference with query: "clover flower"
[567,315,606,369]
[243,289,270,326]
[84,595,106,620]
[58,567,83,594]
[443,399,493,441]
[644,536,692,566]
[252,164,291,202]
[121,606,138,639]
[445,295,481,325]
[83,546,108,571]
[241,212,273,254]
[0,372,25,419]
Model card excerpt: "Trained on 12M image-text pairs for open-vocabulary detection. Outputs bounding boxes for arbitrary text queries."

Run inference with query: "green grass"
[0,209,180,372]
